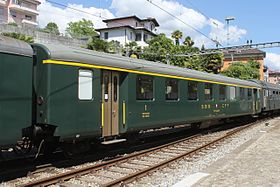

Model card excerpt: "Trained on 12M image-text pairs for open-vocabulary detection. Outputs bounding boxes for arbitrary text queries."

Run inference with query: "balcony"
[22,18,38,26]
[0,0,7,5]
[9,3,39,15]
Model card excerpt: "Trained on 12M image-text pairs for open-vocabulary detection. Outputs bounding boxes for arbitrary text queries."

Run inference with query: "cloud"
[209,18,247,46]
[38,0,115,34]
[38,0,247,47]
[265,53,280,71]
[110,0,247,47]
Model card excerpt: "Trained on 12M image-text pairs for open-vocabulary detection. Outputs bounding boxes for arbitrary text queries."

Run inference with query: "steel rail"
[101,123,255,187]
[17,134,201,187]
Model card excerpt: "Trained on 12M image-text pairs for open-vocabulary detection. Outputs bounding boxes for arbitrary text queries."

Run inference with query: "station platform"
[192,117,280,186]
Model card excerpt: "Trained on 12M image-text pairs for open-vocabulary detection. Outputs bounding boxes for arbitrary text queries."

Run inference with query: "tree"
[108,40,122,54]
[183,36,194,47]
[44,22,60,35]
[141,33,224,74]
[87,37,109,52]
[140,33,174,63]
[125,41,138,51]
[221,60,260,80]
[200,53,223,74]
[1,32,34,43]
[171,30,183,45]
[66,19,98,38]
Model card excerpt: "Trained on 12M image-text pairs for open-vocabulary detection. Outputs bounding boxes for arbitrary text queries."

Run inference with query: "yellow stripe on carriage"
[43,59,259,89]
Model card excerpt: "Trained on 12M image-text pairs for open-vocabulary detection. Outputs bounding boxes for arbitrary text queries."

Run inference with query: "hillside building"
[0,0,40,27]
[96,15,159,47]
[222,48,266,80]
[268,70,280,84]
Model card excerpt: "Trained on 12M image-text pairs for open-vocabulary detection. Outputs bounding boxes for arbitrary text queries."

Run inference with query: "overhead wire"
[45,0,224,58]
[145,0,223,47]
[183,0,222,47]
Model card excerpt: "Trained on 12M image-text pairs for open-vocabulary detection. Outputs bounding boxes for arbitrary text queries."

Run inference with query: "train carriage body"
[0,36,33,148]
[253,80,280,112]
[32,43,262,144]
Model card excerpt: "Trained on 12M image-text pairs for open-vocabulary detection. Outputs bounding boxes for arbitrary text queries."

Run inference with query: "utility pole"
[225,16,235,46]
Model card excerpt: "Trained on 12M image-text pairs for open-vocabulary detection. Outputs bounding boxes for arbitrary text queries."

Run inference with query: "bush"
[1,32,34,43]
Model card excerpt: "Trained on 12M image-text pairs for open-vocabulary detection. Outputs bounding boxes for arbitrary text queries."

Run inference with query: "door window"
[113,76,118,102]
[104,75,109,102]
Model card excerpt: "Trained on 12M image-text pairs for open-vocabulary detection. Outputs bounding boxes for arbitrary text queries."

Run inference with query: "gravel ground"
[129,117,279,187]
[194,118,280,187]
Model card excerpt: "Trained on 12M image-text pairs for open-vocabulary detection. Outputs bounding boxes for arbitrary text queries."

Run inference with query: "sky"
[38,0,280,71]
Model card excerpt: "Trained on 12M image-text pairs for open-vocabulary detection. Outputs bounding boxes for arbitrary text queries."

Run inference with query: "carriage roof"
[35,43,261,88]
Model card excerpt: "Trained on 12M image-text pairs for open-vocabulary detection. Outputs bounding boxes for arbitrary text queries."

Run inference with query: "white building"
[96,15,159,47]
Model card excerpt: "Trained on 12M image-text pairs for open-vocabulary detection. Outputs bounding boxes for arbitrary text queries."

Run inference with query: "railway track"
[12,119,262,187]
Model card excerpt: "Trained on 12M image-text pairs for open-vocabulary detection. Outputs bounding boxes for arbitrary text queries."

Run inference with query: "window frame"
[136,75,154,101]
[229,86,236,101]
[219,85,226,101]
[165,78,179,101]
[240,87,246,100]
[248,88,252,100]
[25,15,32,20]
[78,69,93,101]
[204,83,213,101]
[135,33,142,41]
[187,81,198,101]
[104,32,108,40]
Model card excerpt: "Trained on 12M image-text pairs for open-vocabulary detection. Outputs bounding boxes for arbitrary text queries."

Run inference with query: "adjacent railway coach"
[0,37,33,148]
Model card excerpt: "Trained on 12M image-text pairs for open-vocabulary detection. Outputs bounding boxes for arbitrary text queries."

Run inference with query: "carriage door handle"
[113,110,116,117]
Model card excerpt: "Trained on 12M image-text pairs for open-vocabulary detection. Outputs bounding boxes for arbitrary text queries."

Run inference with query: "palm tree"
[183,36,194,47]
[171,30,183,45]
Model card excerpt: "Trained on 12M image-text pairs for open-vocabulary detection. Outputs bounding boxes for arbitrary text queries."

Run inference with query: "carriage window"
[165,79,178,100]
[188,81,198,100]
[248,89,252,100]
[219,85,226,100]
[229,86,236,100]
[136,75,154,100]
[264,89,269,97]
[240,88,246,100]
[257,89,260,99]
[78,69,93,100]
[204,83,213,100]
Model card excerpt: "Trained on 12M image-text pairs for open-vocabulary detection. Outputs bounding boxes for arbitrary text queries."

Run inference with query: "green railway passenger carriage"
[1,36,280,155]
[0,36,33,148]
[32,43,263,146]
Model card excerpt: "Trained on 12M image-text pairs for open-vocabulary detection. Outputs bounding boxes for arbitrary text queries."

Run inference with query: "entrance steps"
[101,139,126,145]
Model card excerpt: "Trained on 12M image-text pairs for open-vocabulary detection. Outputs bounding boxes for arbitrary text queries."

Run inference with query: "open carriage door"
[102,70,119,138]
